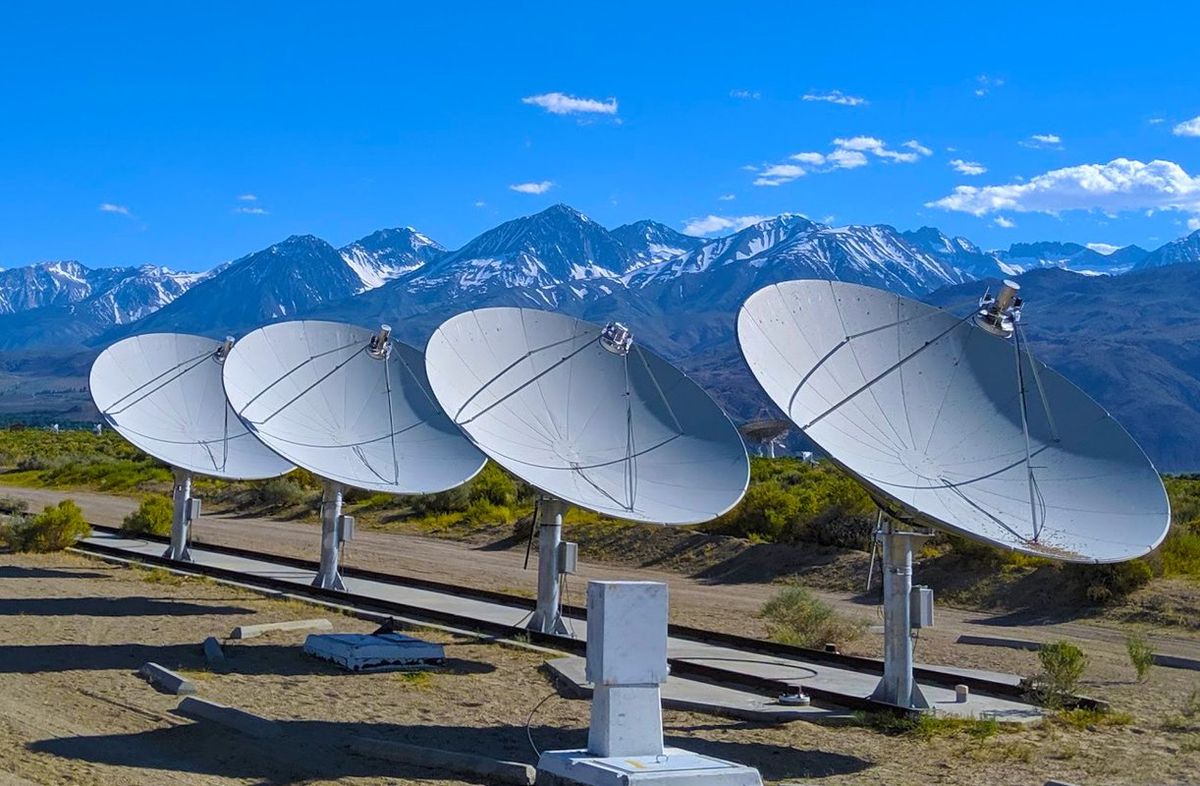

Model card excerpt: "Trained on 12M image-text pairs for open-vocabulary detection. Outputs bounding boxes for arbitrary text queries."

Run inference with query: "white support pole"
[164,468,195,562]
[871,519,930,709]
[528,497,569,635]
[314,481,347,591]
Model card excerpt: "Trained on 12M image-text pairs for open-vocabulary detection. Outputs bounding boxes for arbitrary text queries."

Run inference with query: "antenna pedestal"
[538,581,761,786]
[528,497,573,635]
[314,481,353,591]
[165,468,198,562]
[870,521,932,710]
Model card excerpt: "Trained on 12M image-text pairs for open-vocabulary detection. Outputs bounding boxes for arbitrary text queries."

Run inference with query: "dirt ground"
[0,552,1198,786]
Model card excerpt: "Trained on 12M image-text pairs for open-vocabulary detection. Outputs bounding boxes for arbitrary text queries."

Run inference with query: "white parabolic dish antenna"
[222,320,486,495]
[737,280,1170,563]
[90,333,294,480]
[424,308,749,524]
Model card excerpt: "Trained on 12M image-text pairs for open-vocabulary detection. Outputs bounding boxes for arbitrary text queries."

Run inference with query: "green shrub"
[4,500,90,552]
[468,462,518,506]
[760,585,866,649]
[0,496,29,515]
[1032,641,1088,706]
[713,481,799,541]
[1159,519,1200,579]
[121,495,173,537]
[256,478,307,509]
[1077,560,1153,603]
[410,485,471,516]
[1126,634,1154,682]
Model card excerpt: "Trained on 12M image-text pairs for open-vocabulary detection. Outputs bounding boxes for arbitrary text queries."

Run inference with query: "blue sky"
[2,1,1199,270]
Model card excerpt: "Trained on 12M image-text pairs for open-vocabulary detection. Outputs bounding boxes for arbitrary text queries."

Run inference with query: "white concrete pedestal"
[536,581,762,786]
[537,748,762,786]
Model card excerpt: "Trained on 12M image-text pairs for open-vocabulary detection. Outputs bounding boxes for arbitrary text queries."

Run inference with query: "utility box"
[911,586,934,628]
[186,499,202,520]
[338,515,355,543]
[558,541,579,574]
[585,581,668,686]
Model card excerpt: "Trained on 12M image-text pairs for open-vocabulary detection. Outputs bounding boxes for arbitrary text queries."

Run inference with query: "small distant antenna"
[367,324,392,360]
[974,279,1023,338]
[213,336,235,363]
[598,321,633,355]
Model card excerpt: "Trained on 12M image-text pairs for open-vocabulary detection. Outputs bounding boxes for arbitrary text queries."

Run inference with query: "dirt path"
[4,484,1198,679]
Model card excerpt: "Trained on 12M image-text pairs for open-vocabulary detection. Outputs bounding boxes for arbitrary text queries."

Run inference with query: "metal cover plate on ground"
[425,308,749,524]
[89,333,294,479]
[737,280,1169,562]
[222,320,485,494]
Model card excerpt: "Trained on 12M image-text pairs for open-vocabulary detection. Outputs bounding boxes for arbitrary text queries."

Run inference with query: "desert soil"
[0,551,1197,785]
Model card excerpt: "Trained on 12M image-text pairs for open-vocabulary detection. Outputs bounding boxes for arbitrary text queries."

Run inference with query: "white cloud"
[98,202,131,216]
[718,193,736,201]
[994,216,1016,228]
[903,140,933,156]
[682,214,769,235]
[233,206,268,215]
[730,89,761,100]
[975,74,1005,97]
[1020,133,1064,149]
[1174,115,1200,137]
[509,181,554,195]
[1190,216,1200,231]
[831,136,931,163]
[1086,242,1121,255]
[237,193,257,202]
[521,92,618,116]
[474,200,487,208]
[949,159,987,176]
[802,90,867,106]
[827,149,869,169]
[753,136,928,186]
[1148,117,1166,125]
[790,152,826,166]
[927,159,1200,229]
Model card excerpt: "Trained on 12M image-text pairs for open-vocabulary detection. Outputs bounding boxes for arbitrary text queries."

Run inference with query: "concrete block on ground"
[351,736,535,786]
[304,632,444,672]
[537,747,762,786]
[176,697,282,739]
[139,662,197,695]
[202,636,225,664]
[956,634,1042,652]
[229,617,332,640]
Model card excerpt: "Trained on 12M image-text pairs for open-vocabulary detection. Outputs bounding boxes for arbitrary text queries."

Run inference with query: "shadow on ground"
[0,641,496,677]
[0,596,254,617]
[0,564,109,580]
[29,719,871,784]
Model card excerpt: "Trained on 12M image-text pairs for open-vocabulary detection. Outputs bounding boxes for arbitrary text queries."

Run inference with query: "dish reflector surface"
[222,320,485,494]
[738,280,1169,563]
[90,333,294,479]
[425,308,749,524]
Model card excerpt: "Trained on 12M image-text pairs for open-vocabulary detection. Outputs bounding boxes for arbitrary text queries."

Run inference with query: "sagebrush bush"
[121,495,174,537]
[760,585,866,648]
[1077,560,1153,603]
[1032,640,1088,706]
[3,500,90,552]
[256,478,308,509]
[0,496,29,515]
[1126,634,1154,682]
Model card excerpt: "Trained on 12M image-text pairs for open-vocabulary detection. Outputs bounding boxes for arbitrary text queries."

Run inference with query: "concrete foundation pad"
[139,662,197,695]
[303,632,445,671]
[545,657,849,725]
[537,747,762,786]
[202,636,225,665]
[175,697,282,739]
[230,617,332,639]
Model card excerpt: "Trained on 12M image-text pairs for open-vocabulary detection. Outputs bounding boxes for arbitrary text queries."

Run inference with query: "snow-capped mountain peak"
[339,227,447,292]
